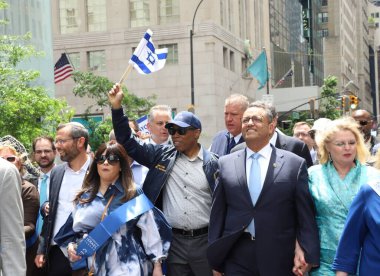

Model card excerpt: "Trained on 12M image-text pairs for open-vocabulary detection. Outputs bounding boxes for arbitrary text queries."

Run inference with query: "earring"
[328,152,332,162]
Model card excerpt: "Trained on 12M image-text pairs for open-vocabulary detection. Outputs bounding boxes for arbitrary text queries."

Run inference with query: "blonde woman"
[308,117,380,275]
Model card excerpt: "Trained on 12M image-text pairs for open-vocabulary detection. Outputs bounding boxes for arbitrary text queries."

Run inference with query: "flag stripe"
[55,65,73,75]
[130,55,152,74]
[55,67,73,79]
[157,52,168,59]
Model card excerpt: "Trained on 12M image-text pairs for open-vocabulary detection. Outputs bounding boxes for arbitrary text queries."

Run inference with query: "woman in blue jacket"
[332,181,380,275]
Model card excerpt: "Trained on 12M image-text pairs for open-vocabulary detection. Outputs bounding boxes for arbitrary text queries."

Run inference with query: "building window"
[68,52,80,70]
[159,43,178,64]
[87,0,106,32]
[317,29,329,37]
[130,0,150,27]
[321,0,328,6]
[317,12,328,23]
[87,50,106,72]
[223,47,228,69]
[159,0,179,24]
[59,0,80,34]
[229,50,235,72]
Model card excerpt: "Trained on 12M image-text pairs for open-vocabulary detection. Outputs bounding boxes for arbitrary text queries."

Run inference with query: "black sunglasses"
[358,120,369,126]
[2,156,16,162]
[95,154,120,165]
[168,127,195,135]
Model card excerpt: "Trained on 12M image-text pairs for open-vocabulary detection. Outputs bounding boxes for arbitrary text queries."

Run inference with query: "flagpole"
[63,47,75,70]
[263,47,269,95]
[119,64,133,84]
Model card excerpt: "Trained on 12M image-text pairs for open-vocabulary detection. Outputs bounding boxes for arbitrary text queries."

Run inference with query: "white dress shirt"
[245,143,273,190]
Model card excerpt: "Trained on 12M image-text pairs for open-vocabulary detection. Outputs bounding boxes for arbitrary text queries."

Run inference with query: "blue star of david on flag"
[129,29,168,74]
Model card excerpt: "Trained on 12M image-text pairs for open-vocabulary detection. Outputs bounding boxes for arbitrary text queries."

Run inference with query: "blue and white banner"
[129,29,168,74]
[71,193,154,270]
[136,115,149,135]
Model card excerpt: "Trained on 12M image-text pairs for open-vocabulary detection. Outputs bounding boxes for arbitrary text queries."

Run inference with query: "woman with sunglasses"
[307,117,380,275]
[0,145,39,276]
[57,141,171,276]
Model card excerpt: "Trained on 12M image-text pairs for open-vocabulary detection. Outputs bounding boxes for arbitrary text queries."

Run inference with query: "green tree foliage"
[72,71,155,118]
[318,75,341,120]
[71,71,156,149]
[0,2,73,150]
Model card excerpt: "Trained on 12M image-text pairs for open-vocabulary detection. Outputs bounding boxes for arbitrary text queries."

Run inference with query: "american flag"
[274,68,293,88]
[54,53,73,84]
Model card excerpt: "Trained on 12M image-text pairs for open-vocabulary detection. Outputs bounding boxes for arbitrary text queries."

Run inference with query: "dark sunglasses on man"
[358,120,369,126]
[95,154,120,165]
[167,127,195,136]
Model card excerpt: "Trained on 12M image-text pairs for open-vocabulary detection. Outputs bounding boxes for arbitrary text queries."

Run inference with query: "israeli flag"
[129,29,168,74]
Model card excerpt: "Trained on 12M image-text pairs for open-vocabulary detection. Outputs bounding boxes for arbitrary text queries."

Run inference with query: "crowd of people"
[1,83,380,276]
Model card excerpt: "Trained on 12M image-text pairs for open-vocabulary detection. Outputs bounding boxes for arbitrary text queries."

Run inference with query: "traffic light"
[349,95,358,109]
[341,96,350,112]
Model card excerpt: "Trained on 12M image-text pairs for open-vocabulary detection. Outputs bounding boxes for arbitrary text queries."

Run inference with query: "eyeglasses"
[308,130,316,140]
[242,116,264,125]
[167,127,195,135]
[1,156,16,162]
[95,154,120,165]
[358,120,369,126]
[294,132,310,138]
[35,149,54,155]
[331,140,357,147]
[55,138,78,145]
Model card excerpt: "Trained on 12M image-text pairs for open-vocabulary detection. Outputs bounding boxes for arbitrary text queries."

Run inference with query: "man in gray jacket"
[0,158,26,276]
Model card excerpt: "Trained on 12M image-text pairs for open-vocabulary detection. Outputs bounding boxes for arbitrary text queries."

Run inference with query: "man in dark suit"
[210,94,249,156]
[35,122,91,276]
[208,101,319,275]
[231,104,313,167]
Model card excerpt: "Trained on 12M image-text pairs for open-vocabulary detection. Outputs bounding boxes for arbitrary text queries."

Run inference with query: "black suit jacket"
[231,131,313,167]
[207,146,319,275]
[37,164,66,257]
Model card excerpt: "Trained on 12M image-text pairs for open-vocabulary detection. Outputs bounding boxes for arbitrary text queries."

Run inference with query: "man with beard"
[35,123,90,276]
[32,136,56,234]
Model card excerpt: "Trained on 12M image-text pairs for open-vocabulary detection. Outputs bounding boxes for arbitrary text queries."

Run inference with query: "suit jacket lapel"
[256,146,285,205]
[233,150,252,204]
[275,132,287,151]
[50,165,65,215]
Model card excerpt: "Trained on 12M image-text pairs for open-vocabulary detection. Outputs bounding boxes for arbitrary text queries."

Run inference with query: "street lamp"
[190,0,204,111]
